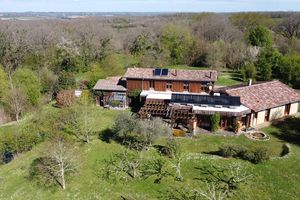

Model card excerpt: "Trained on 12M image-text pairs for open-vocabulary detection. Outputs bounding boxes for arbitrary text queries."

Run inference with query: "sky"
[0,0,300,12]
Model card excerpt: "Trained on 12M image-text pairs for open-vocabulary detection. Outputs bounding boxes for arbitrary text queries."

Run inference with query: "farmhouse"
[223,80,300,127]
[93,68,300,132]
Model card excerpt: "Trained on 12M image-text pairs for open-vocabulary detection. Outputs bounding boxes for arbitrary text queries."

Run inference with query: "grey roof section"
[124,68,218,82]
[93,76,127,92]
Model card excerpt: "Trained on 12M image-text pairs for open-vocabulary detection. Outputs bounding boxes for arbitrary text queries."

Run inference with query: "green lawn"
[0,106,299,199]
[216,70,244,86]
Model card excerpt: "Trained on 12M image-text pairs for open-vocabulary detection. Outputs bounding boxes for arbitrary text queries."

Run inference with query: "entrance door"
[284,104,291,115]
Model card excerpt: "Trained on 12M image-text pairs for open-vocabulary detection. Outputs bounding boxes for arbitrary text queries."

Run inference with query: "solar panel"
[154,68,161,76]
[171,94,241,107]
[161,69,169,76]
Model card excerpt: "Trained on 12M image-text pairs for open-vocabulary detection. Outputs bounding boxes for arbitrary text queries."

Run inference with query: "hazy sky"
[0,0,300,12]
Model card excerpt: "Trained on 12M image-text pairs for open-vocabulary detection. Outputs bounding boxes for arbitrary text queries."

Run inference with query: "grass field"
[0,105,299,199]
[216,70,244,86]
[167,65,244,86]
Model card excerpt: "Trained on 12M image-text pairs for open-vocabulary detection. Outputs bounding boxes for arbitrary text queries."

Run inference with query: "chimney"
[210,72,212,78]
[248,79,252,86]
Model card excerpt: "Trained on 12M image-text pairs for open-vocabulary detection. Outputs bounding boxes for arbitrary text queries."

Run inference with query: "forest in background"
[0,12,300,122]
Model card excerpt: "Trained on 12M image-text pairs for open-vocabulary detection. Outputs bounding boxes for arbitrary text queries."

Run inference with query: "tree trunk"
[16,113,19,122]
[85,134,90,144]
[60,162,66,190]
[61,169,66,190]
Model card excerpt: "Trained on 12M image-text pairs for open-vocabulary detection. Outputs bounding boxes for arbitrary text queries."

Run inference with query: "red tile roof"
[93,76,127,91]
[225,80,300,112]
[124,68,218,82]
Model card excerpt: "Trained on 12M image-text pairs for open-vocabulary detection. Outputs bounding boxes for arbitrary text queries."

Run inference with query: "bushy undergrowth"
[219,145,270,164]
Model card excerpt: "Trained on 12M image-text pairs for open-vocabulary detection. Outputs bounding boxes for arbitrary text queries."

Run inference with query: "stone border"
[244,131,270,141]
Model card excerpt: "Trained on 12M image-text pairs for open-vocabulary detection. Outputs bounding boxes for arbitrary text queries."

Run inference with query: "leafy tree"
[13,68,41,106]
[230,13,274,31]
[241,63,256,81]
[210,113,221,132]
[256,47,282,81]
[160,24,194,64]
[135,118,171,148]
[130,32,153,55]
[112,112,137,139]
[0,124,41,162]
[79,90,92,106]
[278,54,300,87]
[86,53,125,89]
[247,26,272,47]
[0,64,8,100]
[39,67,58,95]
[57,71,76,92]
[29,137,78,190]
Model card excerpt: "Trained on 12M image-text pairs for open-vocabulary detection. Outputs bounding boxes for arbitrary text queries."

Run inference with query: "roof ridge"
[126,67,217,72]
[226,80,280,91]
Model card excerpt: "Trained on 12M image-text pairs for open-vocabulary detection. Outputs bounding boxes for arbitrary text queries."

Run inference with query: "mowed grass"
[0,107,300,199]
[216,70,244,86]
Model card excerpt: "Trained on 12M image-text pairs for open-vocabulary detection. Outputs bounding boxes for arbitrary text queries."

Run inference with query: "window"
[183,82,189,91]
[150,81,155,89]
[166,81,172,90]
[201,84,207,92]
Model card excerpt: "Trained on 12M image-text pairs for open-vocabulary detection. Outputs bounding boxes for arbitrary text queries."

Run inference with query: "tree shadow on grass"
[98,128,116,143]
[270,117,300,146]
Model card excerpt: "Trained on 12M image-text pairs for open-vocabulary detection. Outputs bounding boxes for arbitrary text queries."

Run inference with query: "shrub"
[219,145,246,158]
[112,114,171,150]
[128,89,141,98]
[56,90,75,107]
[112,112,137,139]
[210,113,220,132]
[110,100,121,107]
[165,139,182,159]
[218,145,270,164]
[241,147,270,164]
[251,147,270,164]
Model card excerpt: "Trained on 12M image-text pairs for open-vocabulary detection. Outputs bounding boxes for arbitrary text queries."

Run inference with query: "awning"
[192,104,251,117]
[141,90,172,100]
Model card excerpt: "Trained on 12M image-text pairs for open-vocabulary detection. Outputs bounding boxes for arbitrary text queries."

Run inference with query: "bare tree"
[3,88,27,122]
[276,14,300,39]
[100,149,142,181]
[195,183,228,200]
[166,139,184,181]
[32,138,78,190]
[64,104,97,144]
